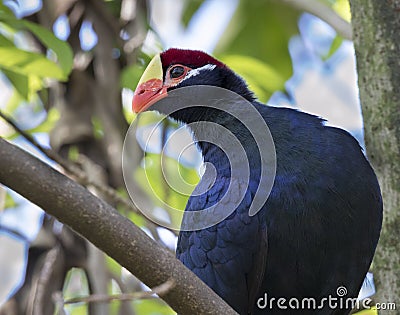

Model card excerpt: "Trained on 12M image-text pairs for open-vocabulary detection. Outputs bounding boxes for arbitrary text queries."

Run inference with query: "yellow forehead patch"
[137,54,163,87]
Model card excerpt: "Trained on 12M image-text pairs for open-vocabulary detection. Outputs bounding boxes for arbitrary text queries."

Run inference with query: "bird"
[131,48,383,315]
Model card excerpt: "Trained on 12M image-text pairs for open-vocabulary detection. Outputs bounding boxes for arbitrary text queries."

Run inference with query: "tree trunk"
[350,0,400,309]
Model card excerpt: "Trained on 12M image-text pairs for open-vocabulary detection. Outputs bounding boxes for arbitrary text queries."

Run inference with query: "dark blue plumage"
[159,49,382,314]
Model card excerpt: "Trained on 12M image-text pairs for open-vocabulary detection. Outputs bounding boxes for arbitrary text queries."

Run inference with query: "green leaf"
[352,306,378,315]
[20,20,73,76]
[324,35,343,60]
[3,88,23,114]
[134,152,198,228]
[2,68,43,100]
[68,146,80,162]
[0,2,15,17]
[63,268,89,315]
[4,192,17,209]
[91,116,104,139]
[121,53,153,91]
[121,63,146,91]
[0,33,14,46]
[0,186,18,211]
[133,299,176,315]
[0,47,65,79]
[135,112,180,131]
[123,106,136,124]
[106,255,122,277]
[216,0,301,83]
[127,211,147,228]
[0,12,73,77]
[104,0,122,17]
[27,107,60,134]
[2,68,30,99]
[332,0,351,22]
[182,0,204,27]
[219,54,286,103]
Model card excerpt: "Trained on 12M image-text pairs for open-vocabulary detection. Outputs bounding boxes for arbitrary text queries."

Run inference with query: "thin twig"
[0,110,78,173]
[28,246,63,315]
[62,279,175,305]
[0,110,175,235]
[279,0,352,40]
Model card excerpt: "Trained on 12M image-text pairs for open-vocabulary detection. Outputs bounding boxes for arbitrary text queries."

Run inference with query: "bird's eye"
[165,64,191,87]
[170,66,185,79]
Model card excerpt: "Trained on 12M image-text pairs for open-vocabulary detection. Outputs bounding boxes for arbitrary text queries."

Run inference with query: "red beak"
[132,79,167,113]
[132,54,168,113]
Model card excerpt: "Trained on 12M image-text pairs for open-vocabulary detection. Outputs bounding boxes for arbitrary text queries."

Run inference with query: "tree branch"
[279,0,352,40]
[0,110,176,236]
[0,138,237,315]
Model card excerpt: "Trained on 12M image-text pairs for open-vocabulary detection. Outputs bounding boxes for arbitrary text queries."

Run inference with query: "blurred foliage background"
[0,0,378,314]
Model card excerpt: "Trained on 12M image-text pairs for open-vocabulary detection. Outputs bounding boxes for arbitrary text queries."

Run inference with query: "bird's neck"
[168,102,268,177]
[188,119,262,178]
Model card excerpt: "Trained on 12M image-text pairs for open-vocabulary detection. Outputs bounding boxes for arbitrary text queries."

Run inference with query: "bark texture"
[350,0,400,309]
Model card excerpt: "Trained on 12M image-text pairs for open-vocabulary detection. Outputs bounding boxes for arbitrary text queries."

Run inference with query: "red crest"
[160,48,226,70]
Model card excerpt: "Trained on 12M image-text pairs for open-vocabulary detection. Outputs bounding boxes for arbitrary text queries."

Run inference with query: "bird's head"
[132,48,255,114]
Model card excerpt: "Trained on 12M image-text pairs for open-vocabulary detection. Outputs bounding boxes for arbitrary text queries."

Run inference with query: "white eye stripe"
[182,64,216,82]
